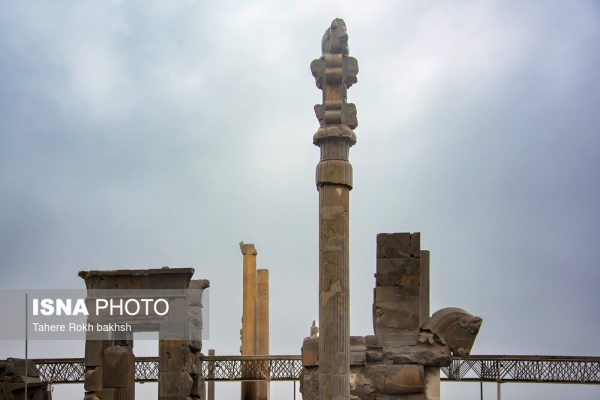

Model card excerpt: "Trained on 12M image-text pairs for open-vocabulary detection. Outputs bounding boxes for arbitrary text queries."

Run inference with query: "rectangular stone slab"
[365,364,424,394]
[376,233,420,258]
[376,257,421,286]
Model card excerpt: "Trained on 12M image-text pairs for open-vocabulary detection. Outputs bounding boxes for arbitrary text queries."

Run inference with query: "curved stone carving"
[421,307,482,357]
[321,18,349,55]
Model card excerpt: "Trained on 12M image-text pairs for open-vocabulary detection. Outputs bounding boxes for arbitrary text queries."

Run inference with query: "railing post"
[208,349,215,400]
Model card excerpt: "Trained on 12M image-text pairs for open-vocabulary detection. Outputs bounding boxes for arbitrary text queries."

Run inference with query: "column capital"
[239,242,257,256]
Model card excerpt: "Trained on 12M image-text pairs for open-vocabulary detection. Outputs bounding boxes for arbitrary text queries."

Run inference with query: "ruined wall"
[0,358,51,400]
[80,269,209,400]
[300,233,481,400]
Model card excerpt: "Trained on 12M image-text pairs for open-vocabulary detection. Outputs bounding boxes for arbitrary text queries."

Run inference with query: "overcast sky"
[1,1,599,399]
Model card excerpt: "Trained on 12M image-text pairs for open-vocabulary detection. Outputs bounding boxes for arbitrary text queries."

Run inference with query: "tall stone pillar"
[256,269,270,400]
[240,242,257,400]
[420,250,430,326]
[310,18,359,400]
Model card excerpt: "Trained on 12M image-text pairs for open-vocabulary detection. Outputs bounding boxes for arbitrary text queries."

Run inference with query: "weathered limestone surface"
[0,358,52,400]
[311,18,359,400]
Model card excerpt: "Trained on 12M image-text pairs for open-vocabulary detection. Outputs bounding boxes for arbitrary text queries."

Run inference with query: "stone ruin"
[239,243,270,400]
[302,19,483,400]
[0,358,51,400]
[0,19,484,400]
[79,268,209,400]
[301,233,482,399]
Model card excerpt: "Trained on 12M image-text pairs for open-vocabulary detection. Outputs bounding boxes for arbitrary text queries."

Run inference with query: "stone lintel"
[79,267,195,290]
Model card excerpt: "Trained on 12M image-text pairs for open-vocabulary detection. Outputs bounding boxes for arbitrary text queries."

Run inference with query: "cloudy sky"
[1,1,599,399]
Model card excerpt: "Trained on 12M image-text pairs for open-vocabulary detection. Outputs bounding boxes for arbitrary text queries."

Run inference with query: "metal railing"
[32,355,600,385]
[442,355,600,384]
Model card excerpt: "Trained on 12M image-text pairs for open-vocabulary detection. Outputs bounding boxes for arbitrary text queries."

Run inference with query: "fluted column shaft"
[311,18,359,400]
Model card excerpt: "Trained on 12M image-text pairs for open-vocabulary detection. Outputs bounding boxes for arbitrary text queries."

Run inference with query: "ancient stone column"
[310,18,359,400]
[240,242,257,400]
[256,269,270,400]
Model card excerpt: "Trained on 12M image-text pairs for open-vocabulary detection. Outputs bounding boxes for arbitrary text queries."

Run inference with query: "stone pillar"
[159,339,194,400]
[256,269,270,400]
[240,242,257,400]
[104,344,135,400]
[310,18,359,400]
[207,349,215,400]
[420,250,430,326]
[374,233,421,347]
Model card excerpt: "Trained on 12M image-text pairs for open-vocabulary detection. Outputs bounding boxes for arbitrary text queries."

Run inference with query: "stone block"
[350,336,366,366]
[85,340,110,367]
[84,367,102,392]
[159,397,192,400]
[424,367,440,400]
[376,258,421,286]
[189,340,202,353]
[103,387,133,400]
[160,340,193,372]
[420,250,430,325]
[375,395,424,400]
[365,349,384,363]
[4,358,40,378]
[159,371,193,396]
[103,346,134,388]
[365,364,424,394]
[375,286,419,305]
[374,287,420,332]
[377,233,420,258]
[300,366,319,400]
[31,388,52,400]
[383,342,450,367]
[301,338,319,367]
[188,352,203,375]
[190,374,205,398]
[375,329,419,347]
[351,345,366,366]
[79,268,194,291]
[364,335,380,348]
